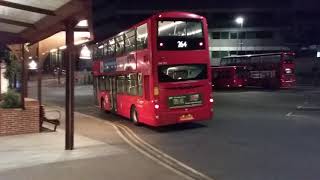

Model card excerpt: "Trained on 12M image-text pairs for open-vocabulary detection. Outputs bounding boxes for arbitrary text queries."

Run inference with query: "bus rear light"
[227,85,230,87]
[238,84,242,87]
[233,79,237,83]
[199,42,203,46]
[155,115,159,119]
[159,42,164,47]
[155,104,160,109]
[154,87,159,96]
[209,98,214,103]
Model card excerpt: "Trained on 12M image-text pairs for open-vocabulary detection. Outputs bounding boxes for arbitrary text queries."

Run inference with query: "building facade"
[209,27,290,66]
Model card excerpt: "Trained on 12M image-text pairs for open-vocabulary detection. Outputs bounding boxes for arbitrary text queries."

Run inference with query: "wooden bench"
[40,105,61,131]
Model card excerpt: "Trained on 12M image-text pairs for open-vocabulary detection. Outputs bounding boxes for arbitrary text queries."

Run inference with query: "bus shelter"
[0,0,93,150]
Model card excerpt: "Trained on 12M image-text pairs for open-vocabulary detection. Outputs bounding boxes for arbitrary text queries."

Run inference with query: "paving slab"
[0,130,125,172]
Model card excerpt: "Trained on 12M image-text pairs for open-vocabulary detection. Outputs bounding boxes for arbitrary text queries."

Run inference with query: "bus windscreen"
[157,20,205,50]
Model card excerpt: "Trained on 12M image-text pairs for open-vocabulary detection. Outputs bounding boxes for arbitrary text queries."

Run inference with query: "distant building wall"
[209,27,290,66]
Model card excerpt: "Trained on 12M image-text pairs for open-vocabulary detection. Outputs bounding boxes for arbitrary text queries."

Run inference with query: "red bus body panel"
[211,66,248,88]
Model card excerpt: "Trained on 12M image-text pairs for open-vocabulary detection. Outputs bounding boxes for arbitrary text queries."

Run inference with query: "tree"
[4,52,21,89]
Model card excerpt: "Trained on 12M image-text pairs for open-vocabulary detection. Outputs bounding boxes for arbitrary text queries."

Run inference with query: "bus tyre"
[131,106,140,126]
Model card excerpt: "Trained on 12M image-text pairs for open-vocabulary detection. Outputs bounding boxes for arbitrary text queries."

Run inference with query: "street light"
[235,16,245,52]
[235,16,244,27]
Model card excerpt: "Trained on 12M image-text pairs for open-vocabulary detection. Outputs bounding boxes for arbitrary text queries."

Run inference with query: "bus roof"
[222,52,295,59]
[93,11,204,45]
[152,11,204,20]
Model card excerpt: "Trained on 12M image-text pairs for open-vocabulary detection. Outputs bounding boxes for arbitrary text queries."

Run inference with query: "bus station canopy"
[0,0,92,45]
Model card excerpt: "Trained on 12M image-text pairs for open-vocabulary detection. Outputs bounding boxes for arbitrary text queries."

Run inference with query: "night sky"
[92,0,320,46]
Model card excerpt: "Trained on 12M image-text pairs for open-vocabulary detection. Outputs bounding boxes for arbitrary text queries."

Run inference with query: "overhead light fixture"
[59,45,67,50]
[77,20,88,27]
[28,60,37,70]
[50,49,57,53]
[79,45,91,60]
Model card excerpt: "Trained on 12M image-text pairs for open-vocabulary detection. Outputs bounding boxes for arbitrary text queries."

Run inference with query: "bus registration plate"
[180,114,194,121]
[168,94,202,109]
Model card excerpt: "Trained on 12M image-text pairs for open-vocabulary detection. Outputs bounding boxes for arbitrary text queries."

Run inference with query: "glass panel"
[239,32,246,39]
[96,44,103,58]
[137,23,148,50]
[108,38,115,56]
[116,76,126,94]
[105,76,110,91]
[212,51,220,58]
[246,32,256,39]
[103,42,108,56]
[230,32,238,39]
[220,32,229,39]
[158,64,207,82]
[283,54,294,63]
[256,31,273,39]
[236,67,249,78]
[220,51,229,58]
[138,73,143,96]
[211,32,220,39]
[116,35,125,56]
[99,76,106,90]
[125,30,136,53]
[158,21,203,38]
[126,73,137,95]
[186,21,203,38]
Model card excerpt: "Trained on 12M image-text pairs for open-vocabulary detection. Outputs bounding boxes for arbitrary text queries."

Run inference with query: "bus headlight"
[209,98,214,103]
[155,104,160,109]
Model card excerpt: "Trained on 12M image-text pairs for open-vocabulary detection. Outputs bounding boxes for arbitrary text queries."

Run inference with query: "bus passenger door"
[110,77,117,112]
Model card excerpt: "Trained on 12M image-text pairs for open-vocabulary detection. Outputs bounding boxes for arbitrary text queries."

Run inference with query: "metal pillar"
[65,20,75,150]
[21,44,26,109]
[0,60,2,99]
[239,23,243,52]
[37,44,42,105]
[36,44,42,131]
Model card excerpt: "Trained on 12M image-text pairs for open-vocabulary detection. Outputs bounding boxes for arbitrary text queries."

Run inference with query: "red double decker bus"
[220,52,296,89]
[211,66,248,89]
[91,12,213,126]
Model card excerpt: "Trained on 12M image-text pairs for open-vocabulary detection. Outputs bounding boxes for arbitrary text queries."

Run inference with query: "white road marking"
[286,112,293,117]
[110,124,196,180]
[49,106,215,180]
[116,124,214,180]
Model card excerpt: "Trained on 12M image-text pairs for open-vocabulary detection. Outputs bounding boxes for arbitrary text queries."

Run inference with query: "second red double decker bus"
[92,12,213,126]
[220,52,296,89]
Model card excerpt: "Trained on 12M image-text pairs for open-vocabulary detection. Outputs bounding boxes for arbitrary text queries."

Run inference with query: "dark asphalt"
[29,83,320,180]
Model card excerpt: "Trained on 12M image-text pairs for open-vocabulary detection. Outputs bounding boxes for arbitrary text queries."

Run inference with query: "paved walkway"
[0,106,185,180]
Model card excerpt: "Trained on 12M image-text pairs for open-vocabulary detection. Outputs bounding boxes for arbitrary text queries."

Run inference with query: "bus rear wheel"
[131,106,140,126]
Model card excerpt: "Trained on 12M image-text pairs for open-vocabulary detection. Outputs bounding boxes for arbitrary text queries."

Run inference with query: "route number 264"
[177,41,188,48]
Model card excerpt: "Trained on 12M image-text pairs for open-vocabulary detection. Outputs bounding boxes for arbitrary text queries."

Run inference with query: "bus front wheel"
[131,106,140,126]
